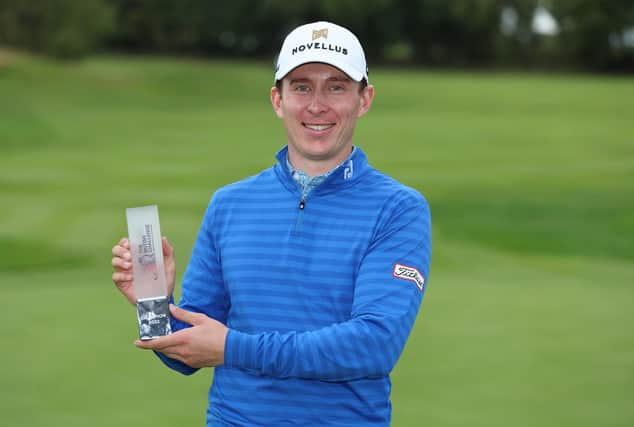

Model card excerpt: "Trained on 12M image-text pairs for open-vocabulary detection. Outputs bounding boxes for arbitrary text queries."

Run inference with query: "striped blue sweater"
[159,146,432,426]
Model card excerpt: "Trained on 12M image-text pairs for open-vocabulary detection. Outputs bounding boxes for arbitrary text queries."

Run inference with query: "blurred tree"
[1,0,632,71]
[0,0,114,58]
[318,0,403,63]
[550,0,634,70]
[403,0,502,66]
[494,0,539,66]
[107,0,309,56]
[106,0,203,51]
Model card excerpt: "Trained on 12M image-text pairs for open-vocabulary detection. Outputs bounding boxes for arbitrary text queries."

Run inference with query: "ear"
[271,86,284,119]
[357,84,375,118]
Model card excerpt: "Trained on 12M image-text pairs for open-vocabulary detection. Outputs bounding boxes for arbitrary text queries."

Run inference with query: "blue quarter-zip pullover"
[158,145,432,426]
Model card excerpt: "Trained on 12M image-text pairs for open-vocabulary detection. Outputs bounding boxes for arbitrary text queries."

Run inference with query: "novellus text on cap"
[275,21,368,82]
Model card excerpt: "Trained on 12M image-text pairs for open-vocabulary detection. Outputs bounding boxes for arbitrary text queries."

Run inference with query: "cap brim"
[275,59,365,82]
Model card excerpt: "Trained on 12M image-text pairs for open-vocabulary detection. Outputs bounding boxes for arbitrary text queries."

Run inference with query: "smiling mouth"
[303,123,335,131]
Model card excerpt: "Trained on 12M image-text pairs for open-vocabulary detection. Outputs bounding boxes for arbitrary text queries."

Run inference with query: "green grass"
[1,49,633,426]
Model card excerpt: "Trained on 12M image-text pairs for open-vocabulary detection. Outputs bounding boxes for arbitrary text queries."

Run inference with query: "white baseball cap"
[275,21,368,82]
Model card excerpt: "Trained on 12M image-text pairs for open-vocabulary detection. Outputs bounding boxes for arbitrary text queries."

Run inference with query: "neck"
[287,146,353,178]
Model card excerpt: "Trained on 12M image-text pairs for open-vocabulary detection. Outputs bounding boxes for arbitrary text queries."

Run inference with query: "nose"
[307,91,328,114]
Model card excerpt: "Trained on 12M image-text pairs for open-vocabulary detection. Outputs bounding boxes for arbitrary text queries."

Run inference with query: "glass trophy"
[126,205,172,340]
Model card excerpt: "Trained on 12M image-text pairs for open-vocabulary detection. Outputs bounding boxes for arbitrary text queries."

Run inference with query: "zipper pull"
[299,199,305,210]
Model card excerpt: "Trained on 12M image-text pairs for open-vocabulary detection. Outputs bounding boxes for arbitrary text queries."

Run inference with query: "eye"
[294,84,311,93]
[329,84,344,92]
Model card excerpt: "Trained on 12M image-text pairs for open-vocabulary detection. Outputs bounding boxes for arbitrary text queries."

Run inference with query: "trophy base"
[137,296,172,340]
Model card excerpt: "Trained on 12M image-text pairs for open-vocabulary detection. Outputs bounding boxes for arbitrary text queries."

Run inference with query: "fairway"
[1,50,633,426]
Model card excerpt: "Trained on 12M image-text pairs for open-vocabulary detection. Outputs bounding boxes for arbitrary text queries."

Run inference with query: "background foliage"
[0,0,633,70]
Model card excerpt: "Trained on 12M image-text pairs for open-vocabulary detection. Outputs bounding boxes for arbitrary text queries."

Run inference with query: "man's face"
[271,63,374,174]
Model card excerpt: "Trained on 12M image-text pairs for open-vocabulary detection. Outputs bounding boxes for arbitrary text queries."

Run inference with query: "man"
[112,21,431,426]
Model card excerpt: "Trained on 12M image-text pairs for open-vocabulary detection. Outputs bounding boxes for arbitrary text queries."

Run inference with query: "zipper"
[294,198,305,235]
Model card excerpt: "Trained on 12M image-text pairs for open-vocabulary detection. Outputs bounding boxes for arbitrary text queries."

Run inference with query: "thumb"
[169,304,205,326]
[162,236,174,258]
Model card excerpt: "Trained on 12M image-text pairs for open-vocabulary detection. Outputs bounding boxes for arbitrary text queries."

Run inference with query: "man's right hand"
[111,237,176,306]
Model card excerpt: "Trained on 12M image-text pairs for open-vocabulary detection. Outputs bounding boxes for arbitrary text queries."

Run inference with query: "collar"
[274,145,369,196]
[286,147,358,199]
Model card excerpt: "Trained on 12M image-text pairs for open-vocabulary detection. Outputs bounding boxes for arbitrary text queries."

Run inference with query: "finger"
[111,256,132,271]
[112,271,133,284]
[135,339,160,350]
[134,331,182,350]
[134,338,166,350]
[169,304,205,326]
[118,237,130,249]
[162,237,174,257]
[135,340,164,351]
[112,244,132,261]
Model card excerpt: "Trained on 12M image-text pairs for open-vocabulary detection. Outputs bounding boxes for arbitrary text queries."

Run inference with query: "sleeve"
[155,195,230,375]
[223,191,431,381]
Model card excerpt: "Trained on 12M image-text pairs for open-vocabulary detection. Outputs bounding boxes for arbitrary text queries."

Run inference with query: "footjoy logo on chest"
[393,263,425,291]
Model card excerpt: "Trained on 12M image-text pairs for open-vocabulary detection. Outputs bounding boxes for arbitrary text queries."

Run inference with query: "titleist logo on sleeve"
[392,263,425,291]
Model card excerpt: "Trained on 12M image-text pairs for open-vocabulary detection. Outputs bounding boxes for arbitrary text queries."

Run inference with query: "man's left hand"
[134,304,228,368]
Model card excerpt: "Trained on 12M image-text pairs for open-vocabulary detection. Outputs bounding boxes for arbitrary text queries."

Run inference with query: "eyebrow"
[288,76,351,85]
[288,78,310,85]
[327,76,351,83]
